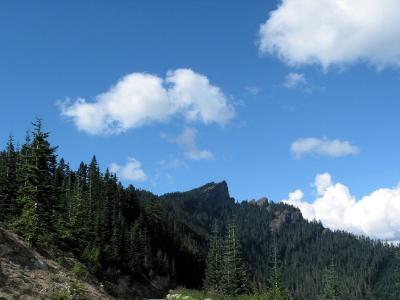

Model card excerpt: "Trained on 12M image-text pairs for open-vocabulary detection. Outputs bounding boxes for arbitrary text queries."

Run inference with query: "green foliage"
[51,289,70,300]
[12,119,57,247]
[0,134,19,223]
[204,221,223,291]
[51,279,86,300]
[221,220,248,295]
[168,288,291,300]
[268,237,290,300]
[320,259,341,300]
[204,220,248,295]
[71,261,89,280]
[82,246,101,274]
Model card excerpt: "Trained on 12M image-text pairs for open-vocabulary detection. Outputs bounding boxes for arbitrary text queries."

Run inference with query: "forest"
[0,120,399,299]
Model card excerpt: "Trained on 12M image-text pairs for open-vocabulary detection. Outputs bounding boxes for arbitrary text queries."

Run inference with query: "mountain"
[157,181,235,234]
[152,181,399,299]
[1,124,399,299]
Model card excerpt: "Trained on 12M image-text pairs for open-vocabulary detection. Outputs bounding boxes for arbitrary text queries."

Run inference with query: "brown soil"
[0,225,112,300]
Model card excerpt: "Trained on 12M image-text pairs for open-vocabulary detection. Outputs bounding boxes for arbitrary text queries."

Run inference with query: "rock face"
[0,225,111,300]
[270,210,302,232]
[194,181,234,207]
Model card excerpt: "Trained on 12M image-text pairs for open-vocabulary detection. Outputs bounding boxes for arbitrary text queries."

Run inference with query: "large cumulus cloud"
[283,173,400,243]
[259,0,400,69]
[58,69,235,135]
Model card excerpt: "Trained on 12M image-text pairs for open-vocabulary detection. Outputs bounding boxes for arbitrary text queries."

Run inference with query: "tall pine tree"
[204,221,223,291]
[268,235,291,300]
[320,258,341,300]
[0,135,18,223]
[13,119,57,247]
[221,219,248,295]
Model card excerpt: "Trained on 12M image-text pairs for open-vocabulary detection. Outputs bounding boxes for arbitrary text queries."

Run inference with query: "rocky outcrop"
[0,225,111,300]
[270,209,302,232]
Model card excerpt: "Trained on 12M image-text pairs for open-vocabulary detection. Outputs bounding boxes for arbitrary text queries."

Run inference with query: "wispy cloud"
[246,86,261,95]
[162,127,214,161]
[58,69,235,135]
[291,137,360,158]
[283,73,307,89]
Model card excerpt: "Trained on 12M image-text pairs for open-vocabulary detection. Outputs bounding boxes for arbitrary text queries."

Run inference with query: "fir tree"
[0,150,7,222]
[54,158,69,239]
[204,221,223,291]
[12,129,38,245]
[13,119,57,247]
[320,258,341,300]
[2,135,18,223]
[269,235,290,300]
[393,248,400,298]
[221,219,248,295]
[89,156,103,246]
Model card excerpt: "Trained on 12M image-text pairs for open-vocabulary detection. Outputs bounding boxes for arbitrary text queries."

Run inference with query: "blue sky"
[1,0,400,234]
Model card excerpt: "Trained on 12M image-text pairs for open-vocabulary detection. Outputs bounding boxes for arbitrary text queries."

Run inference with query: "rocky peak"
[180,180,235,212]
[199,180,229,196]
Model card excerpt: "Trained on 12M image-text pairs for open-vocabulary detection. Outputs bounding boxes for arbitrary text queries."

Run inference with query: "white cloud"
[109,158,148,182]
[314,172,332,195]
[291,137,359,158]
[283,173,400,243]
[259,0,400,69]
[58,69,235,135]
[283,72,306,88]
[162,127,214,161]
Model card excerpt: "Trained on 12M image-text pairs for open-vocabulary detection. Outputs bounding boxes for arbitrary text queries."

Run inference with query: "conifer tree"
[13,119,57,247]
[204,221,223,291]
[2,135,18,223]
[100,168,113,246]
[54,158,69,238]
[269,236,290,300]
[320,258,341,300]
[128,219,143,275]
[0,150,7,222]
[89,156,104,246]
[13,130,38,245]
[395,248,400,294]
[122,184,139,226]
[221,219,248,295]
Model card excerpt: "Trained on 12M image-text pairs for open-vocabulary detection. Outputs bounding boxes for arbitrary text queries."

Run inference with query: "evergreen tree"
[221,219,248,295]
[12,130,38,245]
[3,135,18,223]
[204,221,223,291]
[320,258,341,300]
[13,119,57,247]
[393,248,400,297]
[0,150,7,222]
[88,156,102,240]
[269,236,290,300]
[54,158,69,239]
[128,219,143,275]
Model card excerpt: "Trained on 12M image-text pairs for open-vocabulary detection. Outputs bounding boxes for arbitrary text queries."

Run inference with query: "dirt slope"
[0,225,112,300]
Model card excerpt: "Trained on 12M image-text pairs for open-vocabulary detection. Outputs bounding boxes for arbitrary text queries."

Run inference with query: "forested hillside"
[157,181,400,299]
[0,121,399,299]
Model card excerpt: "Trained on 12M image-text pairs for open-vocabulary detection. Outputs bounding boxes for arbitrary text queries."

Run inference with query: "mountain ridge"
[1,125,398,299]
